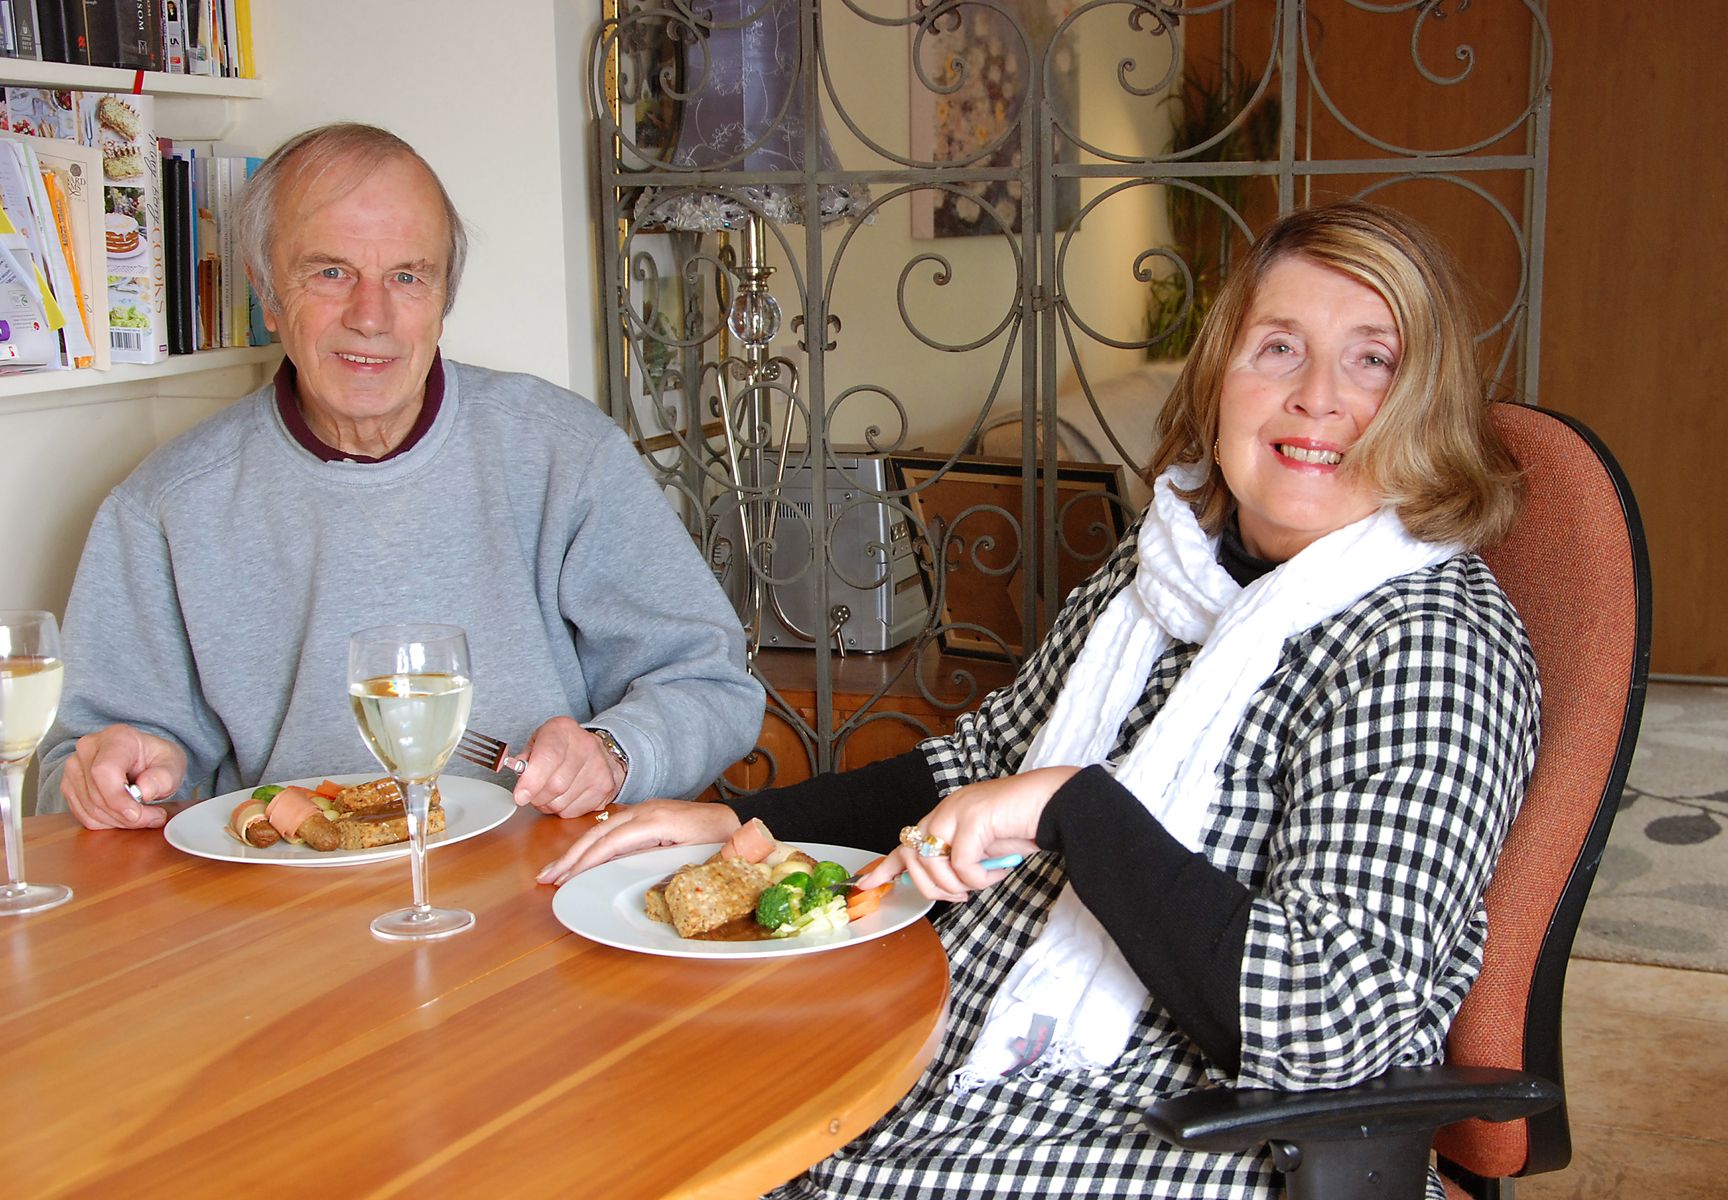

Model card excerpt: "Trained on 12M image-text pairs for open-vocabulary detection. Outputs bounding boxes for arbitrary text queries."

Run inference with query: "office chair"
[1144,404,1652,1199]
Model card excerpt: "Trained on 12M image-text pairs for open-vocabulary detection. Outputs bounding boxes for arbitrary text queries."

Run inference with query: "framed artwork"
[891,453,1126,659]
[907,0,1080,238]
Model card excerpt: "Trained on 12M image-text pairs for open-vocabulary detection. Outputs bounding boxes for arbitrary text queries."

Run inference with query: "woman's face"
[1215,255,1400,561]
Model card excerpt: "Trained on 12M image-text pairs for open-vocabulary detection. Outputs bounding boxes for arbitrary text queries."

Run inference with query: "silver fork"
[454,730,528,775]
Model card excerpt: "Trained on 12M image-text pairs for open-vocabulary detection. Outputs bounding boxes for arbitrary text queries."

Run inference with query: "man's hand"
[59,724,187,830]
[512,716,626,818]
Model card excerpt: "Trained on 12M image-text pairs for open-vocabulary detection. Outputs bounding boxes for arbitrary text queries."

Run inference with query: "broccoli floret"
[755,883,801,930]
[810,860,849,893]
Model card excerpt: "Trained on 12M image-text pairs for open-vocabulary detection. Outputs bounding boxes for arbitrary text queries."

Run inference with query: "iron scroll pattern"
[590,0,1552,792]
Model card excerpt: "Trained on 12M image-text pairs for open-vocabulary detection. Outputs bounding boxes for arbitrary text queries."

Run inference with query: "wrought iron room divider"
[589,0,1552,787]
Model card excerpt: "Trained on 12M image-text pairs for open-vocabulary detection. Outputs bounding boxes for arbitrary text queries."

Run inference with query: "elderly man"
[39,122,763,828]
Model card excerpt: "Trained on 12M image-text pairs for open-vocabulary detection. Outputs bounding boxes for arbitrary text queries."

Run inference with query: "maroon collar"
[274,350,445,463]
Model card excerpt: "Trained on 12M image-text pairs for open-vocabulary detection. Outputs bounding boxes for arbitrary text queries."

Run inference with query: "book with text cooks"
[81,91,167,362]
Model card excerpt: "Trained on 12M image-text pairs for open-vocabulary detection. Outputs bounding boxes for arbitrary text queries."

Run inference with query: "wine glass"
[348,624,475,941]
[0,610,73,916]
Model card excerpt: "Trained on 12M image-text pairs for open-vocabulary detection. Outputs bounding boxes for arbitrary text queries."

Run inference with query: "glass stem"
[1,761,27,896]
[404,777,432,916]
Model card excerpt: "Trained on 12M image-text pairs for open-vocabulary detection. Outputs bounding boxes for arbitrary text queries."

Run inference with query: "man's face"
[263,153,449,439]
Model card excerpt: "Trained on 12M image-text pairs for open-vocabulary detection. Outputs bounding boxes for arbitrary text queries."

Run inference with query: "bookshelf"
[0,61,267,396]
[0,60,263,99]
[0,344,278,405]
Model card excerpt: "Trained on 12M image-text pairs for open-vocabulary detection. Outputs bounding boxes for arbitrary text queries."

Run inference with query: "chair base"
[1145,1066,1560,1200]
[1268,1128,1436,1200]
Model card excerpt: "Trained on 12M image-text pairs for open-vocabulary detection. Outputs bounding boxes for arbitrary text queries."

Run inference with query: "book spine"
[163,152,191,353]
[12,0,39,59]
[58,0,88,66]
[81,0,118,68]
[244,154,265,345]
[160,0,184,73]
[111,0,158,71]
[32,0,62,62]
[0,2,18,58]
[218,155,237,345]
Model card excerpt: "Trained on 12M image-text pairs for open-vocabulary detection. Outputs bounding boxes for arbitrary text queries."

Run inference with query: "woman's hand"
[857,766,1078,902]
[535,798,742,886]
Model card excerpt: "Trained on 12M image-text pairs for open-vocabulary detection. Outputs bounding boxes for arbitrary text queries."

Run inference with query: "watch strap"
[586,727,630,776]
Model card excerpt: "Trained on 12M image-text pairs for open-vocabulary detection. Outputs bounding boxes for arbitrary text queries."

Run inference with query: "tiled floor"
[1517,958,1728,1199]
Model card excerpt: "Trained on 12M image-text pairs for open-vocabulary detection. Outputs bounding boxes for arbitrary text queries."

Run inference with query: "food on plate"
[262,786,341,851]
[643,818,885,942]
[843,856,894,920]
[226,798,280,848]
[227,777,445,853]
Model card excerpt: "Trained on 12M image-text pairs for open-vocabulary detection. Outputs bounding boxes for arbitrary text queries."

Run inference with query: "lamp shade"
[634,0,868,231]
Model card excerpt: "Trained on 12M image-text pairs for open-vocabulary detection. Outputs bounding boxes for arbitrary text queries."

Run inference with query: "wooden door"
[1542,5,1728,677]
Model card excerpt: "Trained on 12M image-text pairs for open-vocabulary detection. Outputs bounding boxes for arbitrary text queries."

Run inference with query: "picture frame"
[890,452,1127,659]
[906,0,1081,239]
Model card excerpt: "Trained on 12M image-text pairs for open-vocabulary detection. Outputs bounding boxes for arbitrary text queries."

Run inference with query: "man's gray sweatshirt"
[38,359,763,809]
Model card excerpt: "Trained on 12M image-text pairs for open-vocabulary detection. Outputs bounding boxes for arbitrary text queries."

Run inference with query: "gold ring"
[594,809,611,823]
[900,824,949,859]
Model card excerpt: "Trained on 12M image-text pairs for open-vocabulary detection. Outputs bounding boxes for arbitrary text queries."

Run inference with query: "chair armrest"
[1146,1065,1561,1150]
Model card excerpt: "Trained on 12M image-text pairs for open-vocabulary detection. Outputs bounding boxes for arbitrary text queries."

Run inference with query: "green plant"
[1146,57,1279,359]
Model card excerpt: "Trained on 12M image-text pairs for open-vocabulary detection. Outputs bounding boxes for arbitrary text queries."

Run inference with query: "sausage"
[265,786,339,850]
[228,798,280,848]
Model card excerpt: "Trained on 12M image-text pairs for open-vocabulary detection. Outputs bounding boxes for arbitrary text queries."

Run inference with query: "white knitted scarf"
[951,463,1460,1092]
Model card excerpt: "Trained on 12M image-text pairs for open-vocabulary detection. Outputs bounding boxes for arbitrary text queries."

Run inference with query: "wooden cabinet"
[713,644,1016,796]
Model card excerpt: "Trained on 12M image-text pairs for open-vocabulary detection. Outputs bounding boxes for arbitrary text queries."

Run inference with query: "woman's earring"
[1212,438,1221,466]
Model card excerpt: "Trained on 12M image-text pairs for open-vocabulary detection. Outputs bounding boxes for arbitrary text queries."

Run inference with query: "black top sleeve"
[1037,764,1253,1072]
[724,749,941,856]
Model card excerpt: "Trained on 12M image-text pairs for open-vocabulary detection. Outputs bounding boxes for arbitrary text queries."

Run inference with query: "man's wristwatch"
[586,727,630,778]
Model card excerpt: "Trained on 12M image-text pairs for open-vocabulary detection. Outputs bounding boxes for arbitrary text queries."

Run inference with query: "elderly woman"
[540,201,1540,1199]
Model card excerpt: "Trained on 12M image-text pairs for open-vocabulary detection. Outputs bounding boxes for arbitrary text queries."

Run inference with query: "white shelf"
[0,60,264,99]
[0,345,281,410]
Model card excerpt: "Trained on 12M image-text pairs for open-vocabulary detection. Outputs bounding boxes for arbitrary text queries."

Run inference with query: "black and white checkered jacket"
[765,526,1540,1200]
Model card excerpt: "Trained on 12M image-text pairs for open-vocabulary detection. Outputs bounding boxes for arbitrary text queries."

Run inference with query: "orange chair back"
[1433,404,1650,1178]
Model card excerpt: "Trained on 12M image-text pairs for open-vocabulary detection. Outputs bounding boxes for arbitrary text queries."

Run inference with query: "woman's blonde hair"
[1147,200,1522,549]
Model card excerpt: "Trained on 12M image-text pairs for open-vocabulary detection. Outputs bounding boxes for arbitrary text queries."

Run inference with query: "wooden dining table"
[2,803,950,1199]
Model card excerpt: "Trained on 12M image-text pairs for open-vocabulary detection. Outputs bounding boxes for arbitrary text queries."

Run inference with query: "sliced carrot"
[845,857,895,922]
[314,780,344,799]
[846,888,887,920]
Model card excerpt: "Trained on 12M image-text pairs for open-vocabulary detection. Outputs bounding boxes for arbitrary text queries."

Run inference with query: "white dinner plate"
[163,773,516,868]
[551,842,934,960]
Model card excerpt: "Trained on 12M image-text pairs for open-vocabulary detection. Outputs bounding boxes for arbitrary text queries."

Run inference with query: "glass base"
[370,905,475,942]
[0,881,73,916]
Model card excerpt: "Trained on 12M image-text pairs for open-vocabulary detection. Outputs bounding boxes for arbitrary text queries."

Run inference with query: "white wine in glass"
[348,624,474,941]
[0,610,73,916]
